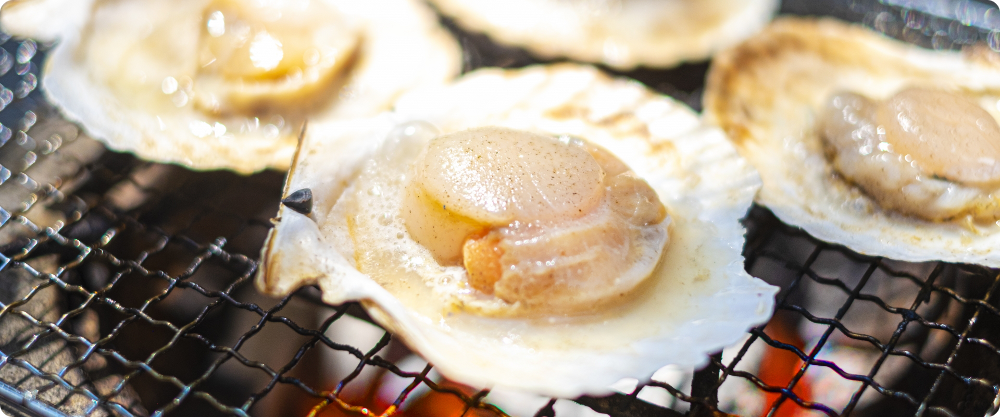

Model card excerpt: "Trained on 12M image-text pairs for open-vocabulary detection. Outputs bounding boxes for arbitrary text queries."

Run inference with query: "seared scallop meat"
[821,88,1000,222]
[402,127,669,313]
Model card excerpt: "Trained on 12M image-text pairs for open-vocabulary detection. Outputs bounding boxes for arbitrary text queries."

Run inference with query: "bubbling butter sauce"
[84,0,360,143]
[820,87,1000,222]
[328,121,721,351]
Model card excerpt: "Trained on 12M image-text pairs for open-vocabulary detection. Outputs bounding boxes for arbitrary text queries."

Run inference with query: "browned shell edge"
[704,17,882,147]
[703,16,835,148]
[256,120,309,296]
[704,16,1000,149]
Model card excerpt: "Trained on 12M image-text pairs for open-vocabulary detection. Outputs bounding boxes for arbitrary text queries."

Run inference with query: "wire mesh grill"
[0,1,1000,416]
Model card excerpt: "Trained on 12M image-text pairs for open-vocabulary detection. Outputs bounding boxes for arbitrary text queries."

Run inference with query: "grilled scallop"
[258,64,776,397]
[0,0,460,173]
[705,17,1000,266]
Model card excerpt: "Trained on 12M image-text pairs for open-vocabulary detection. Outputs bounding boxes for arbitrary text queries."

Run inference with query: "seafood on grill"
[428,0,779,69]
[0,0,460,173]
[257,64,777,397]
[704,17,1000,266]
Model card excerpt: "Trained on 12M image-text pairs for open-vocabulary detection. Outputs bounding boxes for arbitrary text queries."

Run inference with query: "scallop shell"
[1,0,461,173]
[704,17,1000,266]
[428,0,779,69]
[257,64,776,397]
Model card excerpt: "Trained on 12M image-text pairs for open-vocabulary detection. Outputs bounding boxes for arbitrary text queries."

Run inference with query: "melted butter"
[877,87,1000,185]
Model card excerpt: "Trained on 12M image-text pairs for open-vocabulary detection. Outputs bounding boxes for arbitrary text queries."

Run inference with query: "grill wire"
[0,0,1000,416]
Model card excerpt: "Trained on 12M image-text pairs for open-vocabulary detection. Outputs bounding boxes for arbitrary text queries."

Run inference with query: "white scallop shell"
[704,18,1000,267]
[0,0,461,173]
[258,64,776,397]
[428,0,779,69]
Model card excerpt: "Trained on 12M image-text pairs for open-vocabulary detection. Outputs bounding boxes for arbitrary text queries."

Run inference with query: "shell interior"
[258,64,777,397]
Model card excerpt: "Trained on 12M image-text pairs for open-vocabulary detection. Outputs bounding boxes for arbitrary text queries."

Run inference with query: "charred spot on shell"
[281,188,313,215]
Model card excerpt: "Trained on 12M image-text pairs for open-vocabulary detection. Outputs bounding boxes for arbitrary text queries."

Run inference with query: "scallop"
[257,64,776,397]
[397,126,670,316]
[820,88,1000,222]
[0,0,461,173]
[704,17,1000,266]
[428,0,779,69]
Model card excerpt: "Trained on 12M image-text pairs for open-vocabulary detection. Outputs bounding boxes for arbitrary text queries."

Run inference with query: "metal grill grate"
[0,1,999,416]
